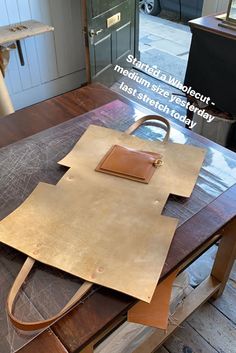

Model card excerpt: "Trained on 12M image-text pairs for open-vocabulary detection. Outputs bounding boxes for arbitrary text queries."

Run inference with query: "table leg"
[211,217,236,298]
[0,70,14,117]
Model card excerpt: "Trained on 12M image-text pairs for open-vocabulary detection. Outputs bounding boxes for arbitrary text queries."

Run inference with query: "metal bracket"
[16,40,25,66]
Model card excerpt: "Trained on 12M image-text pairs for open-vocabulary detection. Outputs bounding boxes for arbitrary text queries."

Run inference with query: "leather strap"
[7,256,93,331]
[125,115,171,143]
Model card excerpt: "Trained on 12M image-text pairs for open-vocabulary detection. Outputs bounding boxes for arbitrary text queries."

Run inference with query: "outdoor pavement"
[139,12,192,82]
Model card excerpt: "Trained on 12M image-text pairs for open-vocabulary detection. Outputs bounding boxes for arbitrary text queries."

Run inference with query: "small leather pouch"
[95,145,163,183]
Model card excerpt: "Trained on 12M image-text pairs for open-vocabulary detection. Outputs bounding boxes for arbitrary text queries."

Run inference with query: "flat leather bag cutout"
[0,115,206,331]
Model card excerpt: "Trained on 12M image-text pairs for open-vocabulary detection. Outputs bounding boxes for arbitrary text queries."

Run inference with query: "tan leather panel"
[128,270,178,329]
[0,176,177,302]
[59,125,206,198]
[0,124,205,303]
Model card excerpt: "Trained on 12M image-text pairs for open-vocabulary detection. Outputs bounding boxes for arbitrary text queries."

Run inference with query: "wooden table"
[184,14,236,116]
[0,83,236,353]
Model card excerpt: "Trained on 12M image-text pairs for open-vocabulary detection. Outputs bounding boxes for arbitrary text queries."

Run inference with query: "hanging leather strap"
[125,115,171,143]
[7,256,93,331]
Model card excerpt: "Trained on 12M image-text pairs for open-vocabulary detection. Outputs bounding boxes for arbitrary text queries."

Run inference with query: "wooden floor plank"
[163,322,218,353]
[187,303,236,353]
[210,279,236,324]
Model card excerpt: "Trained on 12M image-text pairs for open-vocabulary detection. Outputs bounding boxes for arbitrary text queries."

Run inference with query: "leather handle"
[125,115,171,143]
[7,256,93,331]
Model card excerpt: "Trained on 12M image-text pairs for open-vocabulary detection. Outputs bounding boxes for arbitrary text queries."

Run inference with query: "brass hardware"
[153,159,163,168]
[107,12,121,28]
[9,25,28,32]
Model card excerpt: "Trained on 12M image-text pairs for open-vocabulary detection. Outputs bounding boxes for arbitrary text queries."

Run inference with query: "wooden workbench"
[0,84,236,353]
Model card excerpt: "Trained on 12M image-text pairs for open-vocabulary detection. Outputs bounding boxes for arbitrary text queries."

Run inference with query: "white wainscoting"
[0,0,86,109]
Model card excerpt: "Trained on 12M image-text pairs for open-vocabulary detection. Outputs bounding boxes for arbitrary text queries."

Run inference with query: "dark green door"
[83,0,139,86]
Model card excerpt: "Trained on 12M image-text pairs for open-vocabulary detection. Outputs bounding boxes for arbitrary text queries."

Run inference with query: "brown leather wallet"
[95,145,163,183]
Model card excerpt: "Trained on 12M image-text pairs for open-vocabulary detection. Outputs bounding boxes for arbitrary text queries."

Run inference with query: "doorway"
[138,1,200,83]
[139,12,191,83]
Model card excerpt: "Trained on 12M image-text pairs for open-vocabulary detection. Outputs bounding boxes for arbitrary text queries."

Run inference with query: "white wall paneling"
[1,0,86,110]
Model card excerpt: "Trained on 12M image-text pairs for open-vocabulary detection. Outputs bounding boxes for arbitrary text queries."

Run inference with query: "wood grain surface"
[0,83,235,353]
[0,84,124,148]
[0,20,54,45]
[189,14,236,40]
[187,303,236,353]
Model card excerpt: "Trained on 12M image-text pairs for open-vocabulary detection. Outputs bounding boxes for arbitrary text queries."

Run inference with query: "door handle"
[95,29,103,35]
[89,29,103,44]
[89,28,103,37]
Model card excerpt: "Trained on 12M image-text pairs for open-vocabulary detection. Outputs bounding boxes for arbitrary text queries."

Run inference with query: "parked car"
[139,0,204,20]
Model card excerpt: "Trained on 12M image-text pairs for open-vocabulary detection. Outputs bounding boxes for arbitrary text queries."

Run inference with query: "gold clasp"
[153,159,163,168]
